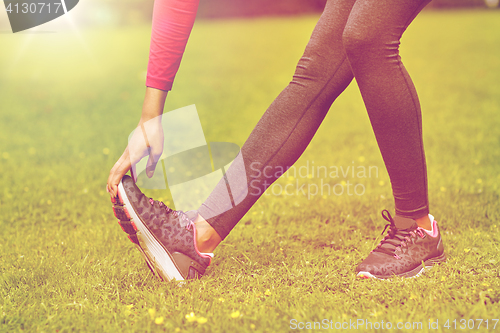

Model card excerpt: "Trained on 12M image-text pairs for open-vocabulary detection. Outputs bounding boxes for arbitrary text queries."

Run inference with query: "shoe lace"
[372,210,425,258]
[148,198,192,229]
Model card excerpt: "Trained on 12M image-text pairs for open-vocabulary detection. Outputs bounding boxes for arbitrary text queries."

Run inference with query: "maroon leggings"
[198,0,432,239]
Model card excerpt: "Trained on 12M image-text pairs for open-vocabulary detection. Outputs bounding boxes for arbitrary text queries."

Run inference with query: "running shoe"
[356,210,446,279]
[112,175,212,281]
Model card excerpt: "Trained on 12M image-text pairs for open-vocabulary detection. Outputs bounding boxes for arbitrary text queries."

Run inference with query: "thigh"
[292,0,356,82]
[344,0,431,42]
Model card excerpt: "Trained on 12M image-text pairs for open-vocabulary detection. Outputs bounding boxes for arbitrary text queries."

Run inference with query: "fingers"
[146,150,159,178]
[146,144,162,178]
[131,163,137,183]
[107,148,132,199]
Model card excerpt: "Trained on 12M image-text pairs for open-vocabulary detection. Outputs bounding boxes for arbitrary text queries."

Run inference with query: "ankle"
[415,214,432,231]
[194,215,221,253]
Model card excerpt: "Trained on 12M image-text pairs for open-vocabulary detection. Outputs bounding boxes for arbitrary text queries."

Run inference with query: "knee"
[342,25,377,57]
[342,24,399,63]
[292,53,325,84]
[291,39,344,85]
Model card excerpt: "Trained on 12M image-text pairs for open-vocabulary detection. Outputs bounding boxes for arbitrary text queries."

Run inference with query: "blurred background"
[1,0,499,31]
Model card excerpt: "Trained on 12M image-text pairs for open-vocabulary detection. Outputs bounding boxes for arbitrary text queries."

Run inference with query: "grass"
[1,8,500,332]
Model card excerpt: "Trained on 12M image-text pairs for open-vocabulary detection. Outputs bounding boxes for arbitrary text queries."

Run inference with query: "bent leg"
[342,0,431,219]
[198,0,356,239]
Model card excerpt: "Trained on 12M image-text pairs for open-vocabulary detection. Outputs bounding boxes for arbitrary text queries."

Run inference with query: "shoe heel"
[171,252,206,279]
[425,252,447,266]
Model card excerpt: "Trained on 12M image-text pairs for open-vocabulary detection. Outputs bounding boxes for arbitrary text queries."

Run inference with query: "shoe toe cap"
[356,252,398,276]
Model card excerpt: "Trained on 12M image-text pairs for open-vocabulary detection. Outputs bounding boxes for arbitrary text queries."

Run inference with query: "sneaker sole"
[114,180,185,282]
[357,252,447,279]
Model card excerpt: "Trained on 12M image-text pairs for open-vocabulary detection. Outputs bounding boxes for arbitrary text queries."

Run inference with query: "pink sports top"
[146,0,199,91]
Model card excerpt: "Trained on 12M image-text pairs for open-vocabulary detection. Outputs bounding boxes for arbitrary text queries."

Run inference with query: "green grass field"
[1,9,500,332]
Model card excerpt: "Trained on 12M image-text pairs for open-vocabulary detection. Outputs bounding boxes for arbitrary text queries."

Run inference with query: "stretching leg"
[198,0,356,239]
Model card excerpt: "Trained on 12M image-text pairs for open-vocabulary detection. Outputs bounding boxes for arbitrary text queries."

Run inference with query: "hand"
[107,88,168,199]
[107,117,164,198]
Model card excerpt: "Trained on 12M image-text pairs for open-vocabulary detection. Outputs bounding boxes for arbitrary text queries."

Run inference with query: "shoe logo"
[132,105,248,219]
[4,0,79,33]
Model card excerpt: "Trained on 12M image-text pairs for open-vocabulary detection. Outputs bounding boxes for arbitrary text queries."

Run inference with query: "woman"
[107,0,446,281]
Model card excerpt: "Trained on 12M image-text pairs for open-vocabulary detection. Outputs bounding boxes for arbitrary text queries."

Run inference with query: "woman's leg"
[342,0,432,222]
[197,0,356,240]
[341,0,446,279]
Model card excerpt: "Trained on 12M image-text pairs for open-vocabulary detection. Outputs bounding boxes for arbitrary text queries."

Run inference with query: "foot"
[193,216,222,253]
[112,175,213,281]
[356,210,446,279]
